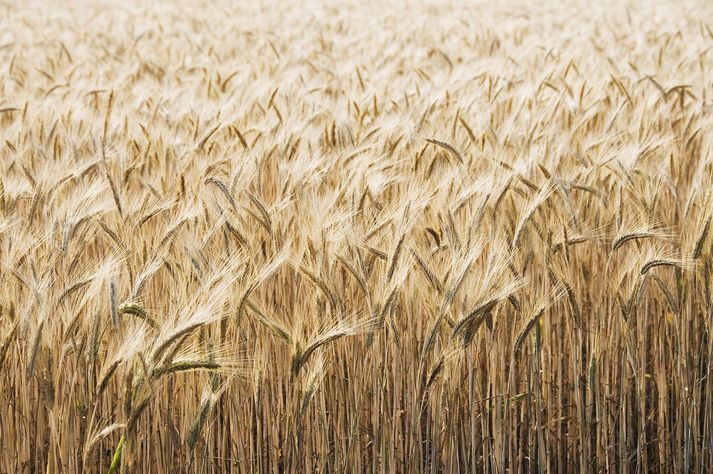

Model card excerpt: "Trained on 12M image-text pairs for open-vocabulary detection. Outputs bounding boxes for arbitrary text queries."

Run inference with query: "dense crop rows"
[2,0,713,471]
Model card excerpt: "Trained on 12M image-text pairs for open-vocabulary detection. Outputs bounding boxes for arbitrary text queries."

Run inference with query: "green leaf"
[108,434,125,474]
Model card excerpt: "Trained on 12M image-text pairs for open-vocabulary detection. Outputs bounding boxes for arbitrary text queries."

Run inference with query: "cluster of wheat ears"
[2,0,713,472]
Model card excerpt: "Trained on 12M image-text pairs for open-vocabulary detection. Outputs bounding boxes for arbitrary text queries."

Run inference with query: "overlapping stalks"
[2,0,713,471]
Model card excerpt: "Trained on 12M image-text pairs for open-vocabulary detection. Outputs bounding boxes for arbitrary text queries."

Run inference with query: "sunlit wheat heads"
[2,0,713,472]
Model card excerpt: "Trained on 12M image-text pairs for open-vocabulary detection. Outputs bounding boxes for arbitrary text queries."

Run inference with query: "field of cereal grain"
[2,0,713,471]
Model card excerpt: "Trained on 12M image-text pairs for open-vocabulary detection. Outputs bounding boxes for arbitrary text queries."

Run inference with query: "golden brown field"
[2,0,713,472]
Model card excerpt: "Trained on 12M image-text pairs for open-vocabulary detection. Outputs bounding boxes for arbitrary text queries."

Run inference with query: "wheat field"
[2,0,713,472]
